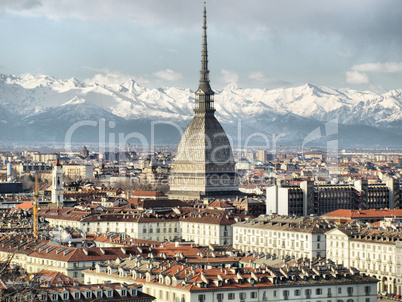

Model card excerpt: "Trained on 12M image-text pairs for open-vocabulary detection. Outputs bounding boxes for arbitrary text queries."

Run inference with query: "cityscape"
[1,1,402,302]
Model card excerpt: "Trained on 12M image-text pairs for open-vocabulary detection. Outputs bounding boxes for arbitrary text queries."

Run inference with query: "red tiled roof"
[33,270,83,286]
[15,201,34,210]
[130,191,166,197]
[323,209,402,219]
[29,245,138,262]
[208,201,233,208]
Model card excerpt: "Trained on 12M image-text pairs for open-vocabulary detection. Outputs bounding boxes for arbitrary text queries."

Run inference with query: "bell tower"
[52,157,64,206]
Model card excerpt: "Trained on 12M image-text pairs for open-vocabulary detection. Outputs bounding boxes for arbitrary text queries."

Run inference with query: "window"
[86,291,91,298]
[74,292,80,299]
[283,290,289,297]
[217,294,224,302]
[347,287,354,296]
[240,292,246,301]
[273,290,277,297]
[107,290,112,297]
[97,291,102,297]
[364,286,371,295]
[316,288,323,295]
[250,291,257,299]
[295,289,301,296]
[198,294,206,302]
[63,293,68,300]
[338,288,342,294]
[228,293,235,300]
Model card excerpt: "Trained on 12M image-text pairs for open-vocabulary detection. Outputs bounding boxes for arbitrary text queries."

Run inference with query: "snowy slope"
[1,73,402,146]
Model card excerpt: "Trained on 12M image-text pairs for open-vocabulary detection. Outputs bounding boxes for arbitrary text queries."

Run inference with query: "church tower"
[169,5,238,200]
[52,158,64,206]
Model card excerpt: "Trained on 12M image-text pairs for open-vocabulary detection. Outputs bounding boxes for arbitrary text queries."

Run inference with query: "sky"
[1,0,402,93]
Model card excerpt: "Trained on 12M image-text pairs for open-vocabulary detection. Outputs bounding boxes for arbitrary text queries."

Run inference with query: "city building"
[0,234,142,283]
[63,164,93,180]
[256,150,267,162]
[326,225,401,295]
[14,163,52,176]
[168,6,238,200]
[232,215,335,259]
[84,257,377,302]
[32,152,58,163]
[4,283,155,302]
[179,209,242,246]
[80,146,89,158]
[267,177,400,216]
[38,207,244,245]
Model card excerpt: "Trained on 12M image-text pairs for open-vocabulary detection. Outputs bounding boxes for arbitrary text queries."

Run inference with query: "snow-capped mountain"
[1,73,402,147]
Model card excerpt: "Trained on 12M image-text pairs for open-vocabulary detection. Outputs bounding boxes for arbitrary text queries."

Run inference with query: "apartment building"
[39,207,244,245]
[232,215,335,259]
[0,234,139,283]
[2,283,155,302]
[326,225,401,295]
[267,177,400,215]
[84,258,377,302]
[63,164,93,180]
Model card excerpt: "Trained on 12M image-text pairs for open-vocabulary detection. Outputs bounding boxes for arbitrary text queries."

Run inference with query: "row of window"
[198,291,258,302]
[195,287,371,302]
[235,228,311,240]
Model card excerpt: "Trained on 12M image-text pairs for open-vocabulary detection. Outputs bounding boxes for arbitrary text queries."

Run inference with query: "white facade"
[41,209,238,246]
[84,265,378,302]
[51,163,63,205]
[326,227,397,295]
[180,221,232,246]
[233,216,329,259]
[63,164,93,180]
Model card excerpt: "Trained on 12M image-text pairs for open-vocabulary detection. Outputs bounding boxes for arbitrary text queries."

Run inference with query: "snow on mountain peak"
[223,82,239,91]
[62,96,87,106]
[1,73,402,130]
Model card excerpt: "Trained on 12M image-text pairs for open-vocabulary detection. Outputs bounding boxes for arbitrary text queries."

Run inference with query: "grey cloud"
[0,0,42,11]
[6,0,402,48]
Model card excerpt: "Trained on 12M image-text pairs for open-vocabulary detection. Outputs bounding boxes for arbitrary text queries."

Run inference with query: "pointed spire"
[56,156,61,167]
[199,3,210,88]
[195,3,215,113]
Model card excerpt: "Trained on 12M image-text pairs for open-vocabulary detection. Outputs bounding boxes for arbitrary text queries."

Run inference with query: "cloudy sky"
[1,0,402,92]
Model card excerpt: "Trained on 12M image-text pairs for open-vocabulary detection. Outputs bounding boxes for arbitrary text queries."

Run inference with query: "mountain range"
[1,73,402,148]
